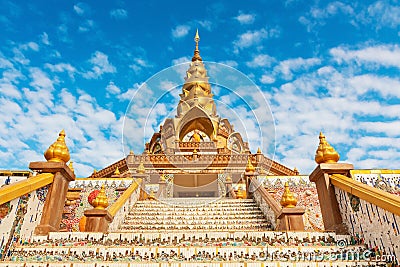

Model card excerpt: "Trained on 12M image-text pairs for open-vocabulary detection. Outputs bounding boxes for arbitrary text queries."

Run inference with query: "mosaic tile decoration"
[257,176,324,231]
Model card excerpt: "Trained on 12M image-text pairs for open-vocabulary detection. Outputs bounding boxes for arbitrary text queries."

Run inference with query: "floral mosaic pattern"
[257,176,324,231]
[61,179,131,231]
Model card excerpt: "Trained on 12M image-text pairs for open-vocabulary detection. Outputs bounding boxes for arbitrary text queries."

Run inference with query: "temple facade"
[0,31,399,266]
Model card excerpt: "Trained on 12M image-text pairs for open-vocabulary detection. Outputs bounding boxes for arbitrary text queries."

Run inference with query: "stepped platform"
[1,198,386,266]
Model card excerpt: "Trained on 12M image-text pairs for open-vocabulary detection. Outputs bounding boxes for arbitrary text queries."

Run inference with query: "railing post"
[309,163,353,233]
[29,162,75,235]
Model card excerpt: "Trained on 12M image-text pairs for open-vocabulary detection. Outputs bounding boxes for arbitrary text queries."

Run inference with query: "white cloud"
[349,74,400,98]
[41,32,50,45]
[235,12,256,24]
[364,1,400,29]
[73,2,91,16]
[274,57,321,80]
[83,51,116,79]
[330,44,400,69]
[260,75,275,84]
[129,58,152,73]
[45,63,76,79]
[110,9,128,20]
[172,25,191,39]
[106,81,121,94]
[246,54,275,68]
[233,27,280,52]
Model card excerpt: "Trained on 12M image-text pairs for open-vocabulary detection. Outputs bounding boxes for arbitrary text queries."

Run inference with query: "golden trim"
[107,178,142,217]
[351,169,400,175]
[330,174,400,216]
[0,173,54,205]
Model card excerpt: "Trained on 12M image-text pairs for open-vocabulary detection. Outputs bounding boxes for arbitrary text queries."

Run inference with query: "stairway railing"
[331,174,400,216]
[0,173,54,205]
[107,178,142,231]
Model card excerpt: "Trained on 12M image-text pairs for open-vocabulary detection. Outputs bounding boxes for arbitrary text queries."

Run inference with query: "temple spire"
[192,29,202,62]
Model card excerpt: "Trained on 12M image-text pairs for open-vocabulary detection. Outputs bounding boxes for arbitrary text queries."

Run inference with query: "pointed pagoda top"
[192,29,202,62]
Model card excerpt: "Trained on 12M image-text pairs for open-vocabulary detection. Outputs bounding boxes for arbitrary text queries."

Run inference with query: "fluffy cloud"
[83,51,116,79]
[235,12,256,25]
[110,9,128,20]
[171,25,191,39]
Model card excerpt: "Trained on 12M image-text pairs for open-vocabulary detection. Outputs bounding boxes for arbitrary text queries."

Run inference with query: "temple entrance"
[173,173,218,197]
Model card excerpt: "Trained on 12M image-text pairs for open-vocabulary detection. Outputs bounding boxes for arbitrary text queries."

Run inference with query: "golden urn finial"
[245,156,255,172]
[236,185,244,199]
[280,182,298,208]
[44,130,70,163]
[192,29,202,62]
[136,160,146,174]
[315,132,340,164]
[68,161,74,173]
[91,184,109,209]
[114,167,120,176]
[256,147,262,154]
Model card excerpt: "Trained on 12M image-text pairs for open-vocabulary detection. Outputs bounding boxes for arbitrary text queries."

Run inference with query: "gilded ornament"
[91,184,109,209]
[44,130,70,163]
[136,161,146,174]
[280,182,298,208]
[315,132,340,164]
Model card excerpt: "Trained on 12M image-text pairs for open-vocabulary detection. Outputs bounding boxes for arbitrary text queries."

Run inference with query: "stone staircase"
[1,198,385,266]
[119,198,273,232]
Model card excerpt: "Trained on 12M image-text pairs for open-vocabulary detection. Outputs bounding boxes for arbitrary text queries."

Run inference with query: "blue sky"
[1,0,400,176]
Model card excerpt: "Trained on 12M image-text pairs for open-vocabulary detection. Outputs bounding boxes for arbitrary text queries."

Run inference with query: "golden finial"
[93,169,97,174]
[256,147,262,154]
[114,167,120,176]
[245,156,255,172]
[315,132,340,164]
[44,130,70,163]
[280,182,298,208]
[129,150,134,155]
[192,29,202,62]
[68,161,74,173]
[236,185,244,199]
[136,160,146,174]
[193,149,198,154]
[226,174,232,182]
[91,184,109,209]
[293,167,299,175]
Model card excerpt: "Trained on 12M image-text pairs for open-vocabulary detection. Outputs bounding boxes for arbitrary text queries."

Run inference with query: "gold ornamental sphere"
[245,157,255,172]
[315,132,340,164]
[280,182,298,208]
[91,184,109,209]
[44,130,70,163]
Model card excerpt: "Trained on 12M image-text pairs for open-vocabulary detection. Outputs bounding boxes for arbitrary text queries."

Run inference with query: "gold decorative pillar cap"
[256,147,262,154]
[280,182,298,208]
[136,161,146,174]
[236,185,244,199]
[114,167,120,176]
[245,157,255,172]
[315,132,340,164]
[91,184,109,209]
[44,130,71,163]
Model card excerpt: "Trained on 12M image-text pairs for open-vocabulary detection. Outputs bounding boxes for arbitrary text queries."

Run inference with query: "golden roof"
[280,182,298,208]
[91,184,109,209]
[44,130,70,163]
[315,132,340,164]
